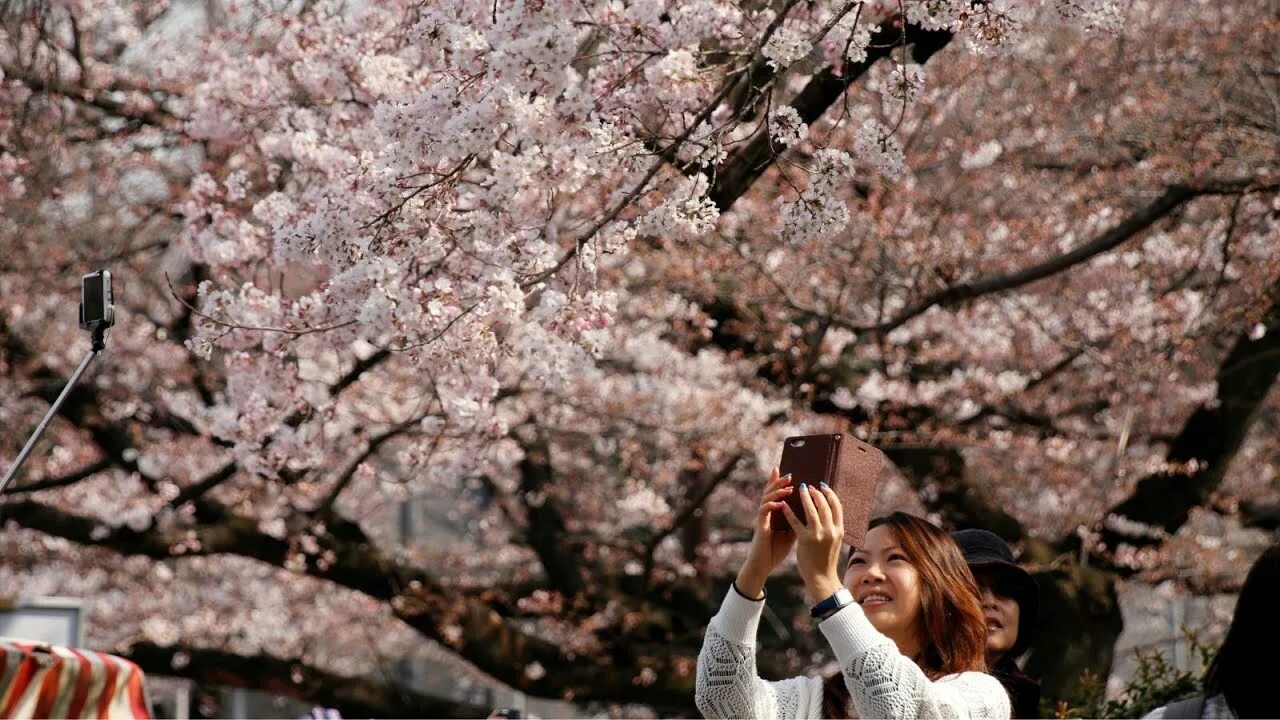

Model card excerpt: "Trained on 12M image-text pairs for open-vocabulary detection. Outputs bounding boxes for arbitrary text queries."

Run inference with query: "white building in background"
[1108,583,1237,698]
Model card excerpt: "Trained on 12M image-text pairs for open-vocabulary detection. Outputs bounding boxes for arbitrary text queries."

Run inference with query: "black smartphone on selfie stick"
[1,271,115,494]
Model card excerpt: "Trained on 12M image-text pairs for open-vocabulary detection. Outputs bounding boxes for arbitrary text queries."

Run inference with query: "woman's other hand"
[734,467,797,599]
[782,482,845,603]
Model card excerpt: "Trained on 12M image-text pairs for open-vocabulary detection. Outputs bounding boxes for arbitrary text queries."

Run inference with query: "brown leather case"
[771,433,884,547]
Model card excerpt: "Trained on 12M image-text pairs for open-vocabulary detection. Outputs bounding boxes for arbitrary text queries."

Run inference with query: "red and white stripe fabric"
[0,640,153,719]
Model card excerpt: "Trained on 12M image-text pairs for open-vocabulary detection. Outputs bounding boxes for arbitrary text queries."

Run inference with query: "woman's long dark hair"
[822,513,988,719]
[1203,543,1280,718]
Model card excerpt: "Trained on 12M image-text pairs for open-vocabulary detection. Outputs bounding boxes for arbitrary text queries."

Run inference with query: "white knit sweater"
[696,587,1011,720]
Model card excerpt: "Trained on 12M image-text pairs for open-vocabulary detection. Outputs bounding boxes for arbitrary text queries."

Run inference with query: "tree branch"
[528,0,809,284]
[168,460,237,509]
[864,179,1277,334]
[1,457,111,495]
[1098,275,1280,550]
[118,642,488,719]
[0,497,700,706]
[651,453,746,550]
[709,22,955,211]
[1,64,181,129]
[314,418,419,513]
[640,453,746,585]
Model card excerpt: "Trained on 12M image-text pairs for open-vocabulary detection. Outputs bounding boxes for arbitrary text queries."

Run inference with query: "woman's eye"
[848,557,866,566]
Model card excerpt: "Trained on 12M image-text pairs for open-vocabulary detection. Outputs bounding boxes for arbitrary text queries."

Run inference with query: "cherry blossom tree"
[1,0,1277,715]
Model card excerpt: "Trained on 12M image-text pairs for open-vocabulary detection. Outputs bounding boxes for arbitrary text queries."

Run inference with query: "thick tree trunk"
[1102,278,1280,549]
[518,436,586,596]
[1021,549,1125,713]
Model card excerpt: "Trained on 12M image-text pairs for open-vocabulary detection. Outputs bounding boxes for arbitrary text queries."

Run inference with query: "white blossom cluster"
[906,0,965,31]
[637,174,721,241]
[762,20,813,70]
[769,106,809,147]
[1054,0,1124,31]
[882,64,927,107]
[778,190,851,245]
[853,118,906,178]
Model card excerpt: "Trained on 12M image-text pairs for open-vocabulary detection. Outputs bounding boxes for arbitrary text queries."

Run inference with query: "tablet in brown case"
[771,433,884,547]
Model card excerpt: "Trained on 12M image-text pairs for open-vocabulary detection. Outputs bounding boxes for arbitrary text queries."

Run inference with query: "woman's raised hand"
[734,467,797,600]
[781,482,845,604]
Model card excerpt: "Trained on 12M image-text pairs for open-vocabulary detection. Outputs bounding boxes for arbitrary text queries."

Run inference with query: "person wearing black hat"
[951,529,1041,719]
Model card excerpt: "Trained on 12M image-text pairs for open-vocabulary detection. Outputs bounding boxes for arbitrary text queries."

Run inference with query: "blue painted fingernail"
[799,483,808,491]
[820,482,830,490]
[782,473,792,481]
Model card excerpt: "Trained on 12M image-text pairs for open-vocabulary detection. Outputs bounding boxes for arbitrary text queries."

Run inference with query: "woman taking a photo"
[696,469,1010,719]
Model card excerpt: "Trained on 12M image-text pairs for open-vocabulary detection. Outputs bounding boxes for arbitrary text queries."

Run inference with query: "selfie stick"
[0,272,112,495]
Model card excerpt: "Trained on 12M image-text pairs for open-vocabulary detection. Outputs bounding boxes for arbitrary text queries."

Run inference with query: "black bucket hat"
[951,529,1039,659]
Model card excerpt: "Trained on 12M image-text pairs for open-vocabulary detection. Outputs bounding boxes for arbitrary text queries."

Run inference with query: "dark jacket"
[992,656,1041,719]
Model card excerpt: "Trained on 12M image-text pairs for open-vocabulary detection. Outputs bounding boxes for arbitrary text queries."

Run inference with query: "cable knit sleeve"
[819,602,1012,720]
[695,588,822,719]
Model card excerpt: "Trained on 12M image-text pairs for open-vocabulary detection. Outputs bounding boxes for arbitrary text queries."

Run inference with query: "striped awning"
[0,639,152,719]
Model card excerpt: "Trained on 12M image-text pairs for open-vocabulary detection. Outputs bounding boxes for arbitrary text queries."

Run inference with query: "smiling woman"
[823,513,992,718]
[695,471,1008,720]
